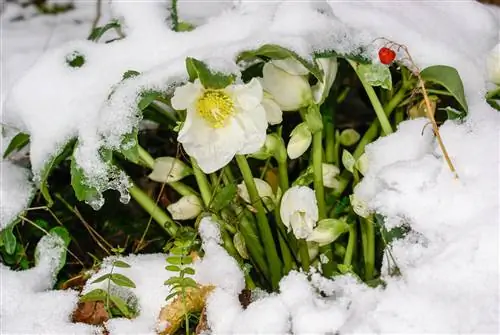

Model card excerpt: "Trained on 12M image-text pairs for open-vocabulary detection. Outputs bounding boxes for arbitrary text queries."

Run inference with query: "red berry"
[378,47,396,65]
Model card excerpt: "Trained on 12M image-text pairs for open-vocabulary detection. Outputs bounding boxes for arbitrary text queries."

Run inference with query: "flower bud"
[262,58,312,111]
[280,186,318,239]
[237,178,276,212]
[313,57,338,105]
[148,157,192,183]
[355,153,369,176]
[487,43,500,85]
[167,195,203,220]
[339,129,361,147]
[322,163,340,189]
[306,218,349,246]
[287,123,312,159]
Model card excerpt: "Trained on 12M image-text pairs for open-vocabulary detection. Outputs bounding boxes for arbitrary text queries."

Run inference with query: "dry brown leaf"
[158,285,215,335]
[72,301,109,326]
[195,307,208,335]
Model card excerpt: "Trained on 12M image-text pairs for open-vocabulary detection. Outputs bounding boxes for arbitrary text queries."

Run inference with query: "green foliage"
[421,65,468,113]
[66,52,85,68]
[88,20,121,42]
[3,132,30,159]
[210,184,237,212]
[357,63,392,90]
[185,57,236,89]
[70,153,99,203]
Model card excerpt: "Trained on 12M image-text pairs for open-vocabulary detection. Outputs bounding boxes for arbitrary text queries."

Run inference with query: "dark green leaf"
[237,44,323,82]
[440,106,466,121]
[70,152,99,203]
[421,65,468,113]
[185,57,236,89]
[91,273,111,284]
[122,70,140,80]
[110,273,136,288]
[40,139,76,206]
[113,260,131,268]
[88,20,121,42]
[109,294,134,318]
[80,289,107,302]
[2,227,17,255]
[48,226,71,273]
[210,184,237,212]
[119,128,139,164]
[138,91,162,111]
[3,132,30,159]
[66,52,85,68]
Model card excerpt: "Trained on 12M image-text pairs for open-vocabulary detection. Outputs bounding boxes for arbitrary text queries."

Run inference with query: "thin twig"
[91,0,102,32]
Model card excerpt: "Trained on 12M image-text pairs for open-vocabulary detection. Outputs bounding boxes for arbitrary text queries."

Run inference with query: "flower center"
[196,90,234,128]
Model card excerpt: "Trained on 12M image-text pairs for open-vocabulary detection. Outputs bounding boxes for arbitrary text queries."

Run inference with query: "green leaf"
[237,44,323,82]
[166,265,181,272]
[210,184,237,212]
[110,273,136,288]
[3,132,30,158]
[169,246,185,255]
[80,289,108,302]
[122,70,140,80]
[185,57,236,89]
[138,91,162,111]
[88,20,121,42]
[113,260,131,268]
[233,232,249,259]
[165,292,179,301]
[48,226,71,273]
[182,267,195,275]
[177,21,195,32]
[357,63,392,90]
[91,273,111,284]
[40,139,76,207]
[292,165,314,187]
[119,128,139,164]
[341,150,356,173]
[182,256,193,264]
[164,277,183,286]
[439,106,466,121]
[2,227,17,255]
[181,277,198,288]
[166,255,182,265]
[70,153,99,203]
[421,65,468,113]
[66,52,85,68]
[109,294,134,318]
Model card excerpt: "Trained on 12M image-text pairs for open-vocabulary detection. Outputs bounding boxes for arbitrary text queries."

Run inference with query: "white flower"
[171,78,268,173]
[237,178,276,212]
[487,43,500,85]
[167,195,203,220]
[280,186,318,239]
[307,218,349,246]
[322,163,340,189]
[261,58,312,111]
[312,57,338,105]
[148,157,192,183]
[287,122,312,159]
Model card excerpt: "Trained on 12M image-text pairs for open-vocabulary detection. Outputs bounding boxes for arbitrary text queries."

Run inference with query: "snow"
[1,0,499,334]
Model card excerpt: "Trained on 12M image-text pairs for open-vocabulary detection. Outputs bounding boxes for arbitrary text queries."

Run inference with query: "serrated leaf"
[113,260,131,268]
[109,294,134,318]
[40,139,76,206]
[3,132,30,158]
[70,152,99,203]
[237,44,323,82]
[88,20,121,42]
[166,265,181,272]
[357,63,392,90]
[138,91,162,111]
[110,273,136,288]
[185,57,236,89]
[421,65,468,113]
[342,150,356,173]
[2,227,16,255]
[210,184,237,212]
[91,273,111,284]
[80,289,108,302]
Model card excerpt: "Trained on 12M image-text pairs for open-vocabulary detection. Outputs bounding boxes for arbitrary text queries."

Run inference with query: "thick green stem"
[312,132,326,220]
[239,213,270,280]
[169,181,198,197]
[191,158,212,208]
[128,184,178,236]
[138,146,155,169]
[344,224,356,266]
[347,59,393,136]
[319,246,334,278]
[298,240,310,272]
[360,217,375,280]
[277,160,289,193]
[236,155,282,289]
[278,233,294,275]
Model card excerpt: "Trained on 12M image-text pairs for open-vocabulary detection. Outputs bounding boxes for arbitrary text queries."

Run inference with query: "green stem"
[298,239,310,272]
[191,158,212,207]
[344,224,356,266]
[319,246,334,277]
[277,160,289,193]
[347,59,393,136]
[360,217,375,280]
[239,213,270,280]
[236,155,282,289]
[128,184,178,236]
[170,0,179,31]
[278,233,294,275]
[312,132,326,220]
[138,146,155,169]
[168,181,198,197]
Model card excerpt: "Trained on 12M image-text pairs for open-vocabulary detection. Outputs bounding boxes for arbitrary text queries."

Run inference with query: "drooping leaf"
[357,63,392,90]
[237,44,323,82]
[88,20,121,42]
[138,91,162,111]
[185,57,236,89]
[110,273,136,288]
[210,184,237,212]
[91,273,111,284]
[70,153,99,203]
[3,132,30,158]
[109,294,135,318]
[80,289,108,302]
[40,139,76,206]
[421,65,468,113]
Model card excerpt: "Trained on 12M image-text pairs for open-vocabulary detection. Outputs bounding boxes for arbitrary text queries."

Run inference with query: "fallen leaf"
[72,301,109,325]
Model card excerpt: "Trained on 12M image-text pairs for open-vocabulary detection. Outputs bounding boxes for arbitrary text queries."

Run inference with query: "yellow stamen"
[196,90,234,128]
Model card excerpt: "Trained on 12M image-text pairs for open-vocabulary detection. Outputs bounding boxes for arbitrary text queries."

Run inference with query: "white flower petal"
[262,97,283,125]
[229,78,263,111]
[171,80,203,111]
[235,105,268,155]
[280,185,318,238]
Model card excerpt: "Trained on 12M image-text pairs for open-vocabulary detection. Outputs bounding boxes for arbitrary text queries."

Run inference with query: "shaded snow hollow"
[1,0,499,334]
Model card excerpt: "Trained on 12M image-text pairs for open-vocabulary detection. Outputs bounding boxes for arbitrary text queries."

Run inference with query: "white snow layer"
[1,0,499,334]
